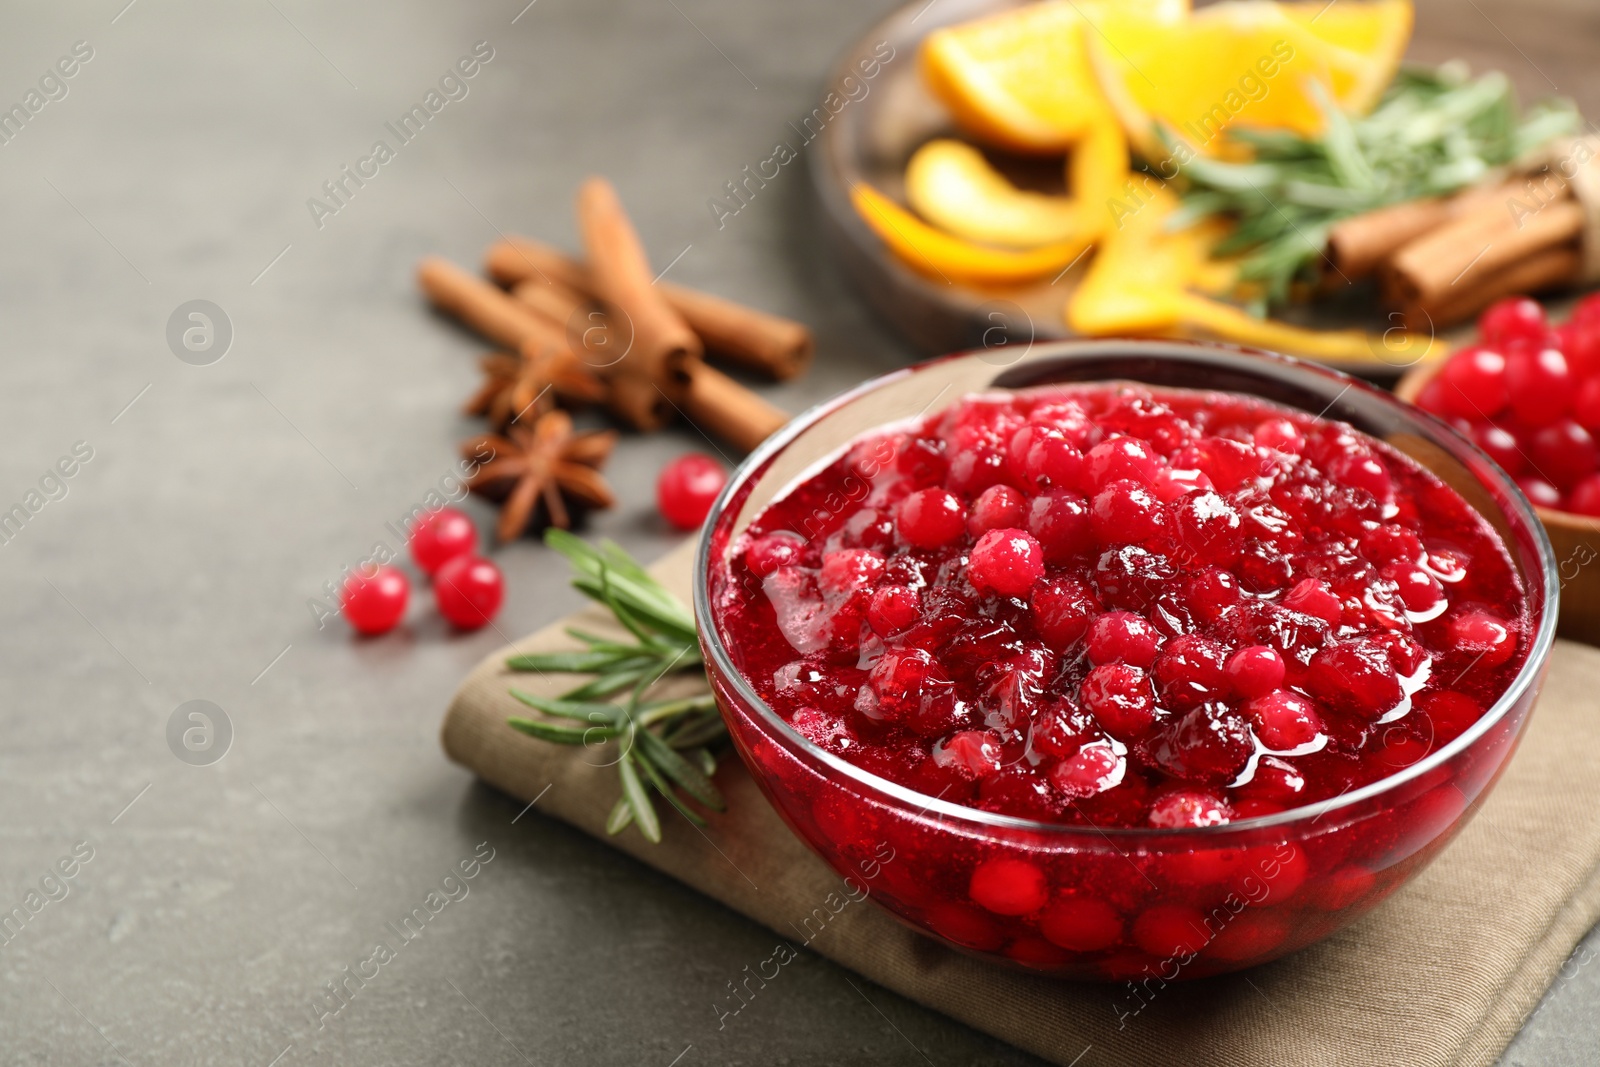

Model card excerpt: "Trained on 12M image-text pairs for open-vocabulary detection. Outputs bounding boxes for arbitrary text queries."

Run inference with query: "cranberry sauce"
[715,385,1529,829]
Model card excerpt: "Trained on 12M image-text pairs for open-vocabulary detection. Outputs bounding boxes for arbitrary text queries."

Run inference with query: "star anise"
[463,410,617,542]
[463,345,605,429]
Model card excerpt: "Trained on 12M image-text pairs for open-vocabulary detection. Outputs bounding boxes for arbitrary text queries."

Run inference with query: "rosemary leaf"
[619,751,662,843]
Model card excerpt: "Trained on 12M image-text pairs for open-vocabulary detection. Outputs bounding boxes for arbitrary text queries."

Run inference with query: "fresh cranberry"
[1049,741,1126,799]
[1086,610,1162,667]
[1327,450,1392,503]
[745,531,805,577]
[967,528,1044,598]
[1282,578,1343,626]
[1152,635,1227,710]
[1529,420,1598,489]
[1225,645,1284,698]
[968,485,1026,536]
[1082,437,1158,491]
[1504,348,1572,427]
[1026,491,1094,563]
[1039,894,1123,951]
[1515,474,1563,512]
[1307,642,1401,718]
[1253,418,1305,455]
[1022,427,1084,491]
[1091,479,1166,545]
[1437,346,1507,417]
[1574,377,1600,435]
[1575,292,1600,330]
[1472,424,1525,477]
[1030,577,1099,649]
[657,453,727,530]
[1028,698,1094,758]
[1079,664,1156,738]
[1147,790,1231,828]
[409,507,477,575]
[1246,690,1323,750]
[867,585,920,636]
[1478,296,1546,351]
[1187,437,1260,492]
[434,556,504,630]
[1563,319,1600,380]
[1567,474,1600,516]
[969,858,1048,915]
[897,488,967,548]
[1446,611,1516,669]
[1169,490,1242,565]
[341,565,409,635]
[1151,466,1214,503]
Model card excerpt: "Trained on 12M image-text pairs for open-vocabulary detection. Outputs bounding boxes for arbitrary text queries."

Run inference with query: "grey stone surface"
[0,1,1592,1064]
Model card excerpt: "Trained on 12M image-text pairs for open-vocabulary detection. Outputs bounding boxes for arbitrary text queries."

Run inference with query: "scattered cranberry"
[967,528,1043,597]
[434,555,505,630]
[341,565,409,635]
[1517,475,1563,509]
[1436,346,1507,417]
[1569,474,1600,517]
[1477,296,1546,351]
[657,453,727,531]
[410,508,477,577]
[1504,348,1572,427]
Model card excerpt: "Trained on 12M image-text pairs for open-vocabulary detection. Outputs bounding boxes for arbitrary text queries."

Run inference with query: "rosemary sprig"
[505,529,724,842]
[1168,63,1580,308]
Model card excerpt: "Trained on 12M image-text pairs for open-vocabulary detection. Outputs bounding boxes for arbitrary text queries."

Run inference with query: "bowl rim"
[693,338,1560,839]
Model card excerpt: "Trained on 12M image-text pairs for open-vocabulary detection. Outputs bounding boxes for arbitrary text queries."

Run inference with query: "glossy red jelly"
[701,351,1552,981]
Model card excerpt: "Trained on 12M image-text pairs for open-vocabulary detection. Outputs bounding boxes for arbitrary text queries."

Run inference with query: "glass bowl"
[694,339,1558,980]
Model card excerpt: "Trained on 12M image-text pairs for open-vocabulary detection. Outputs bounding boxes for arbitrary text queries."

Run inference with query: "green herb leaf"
[618,750,662,843]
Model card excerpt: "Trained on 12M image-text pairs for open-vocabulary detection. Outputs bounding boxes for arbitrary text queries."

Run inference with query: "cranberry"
[1225,645,1285,699]
[1380,560,1444,615]
[1091,479,1167,546]
[1246,690,1323,750]
[1049,741,1126,799]
[1094,545,1175,610]
[1188,437,1260,491]
[1026,491,1094,563]
[1575,377,1600,435]
[1132,903,1209,958]
[1564,319,1600,380]
[1282,578,1343,626]
[1568,474,1600,516]
[1028,698,1094,758]
[745,531,805,577]
[1253,418,1305,455]
[1169,490,1242,565]
[895,435,947,486]
[1183,567,1241,624]
[1039,894,1123,951]
[969,858,1048,915]
[1152,635,1228,710]
[1030,577,1099,649]
[1082,437,1158,491]
[965,528,1042,598]
[820,549,885,594]
[932,729,1003,776]
[1504,348,1573,427]
[1478,296,1546,351]
[657,453,727,530]
[1154,704,1253,782]
[341,565,409,635]
[1472,424,1525,477]
[897,488,967,548]
[1529,420,1598,489]
[1517,476,1563,509]
[1359,524,1422,565]
[1079,664,1156,738]
[1151,466,1214,503]
[1148,790,1231,828]
[1575,292,1600,331]
[1022,426,1084,491]
[1437,346,1507,417]
[409,507,477,575]
[434,555,504,630]
[1327,450,1392,503]
[1086,610,1162,667]
[1446,611,1516,669]
[868,585,920,636]
[968,484,1026,536]
[1307,642,1401,718]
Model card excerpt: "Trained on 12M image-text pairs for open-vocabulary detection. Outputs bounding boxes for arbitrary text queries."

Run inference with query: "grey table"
[0,1,1594,1064]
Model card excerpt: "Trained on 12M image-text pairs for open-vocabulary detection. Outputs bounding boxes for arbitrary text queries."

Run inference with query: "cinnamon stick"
[484,236,814,379]
[1384,195,1585,308]
[1327,181,1516,281]
[576,178,699,406]
[682,362,790,454]
[511,276,591,333]
[1403,246,1581,330]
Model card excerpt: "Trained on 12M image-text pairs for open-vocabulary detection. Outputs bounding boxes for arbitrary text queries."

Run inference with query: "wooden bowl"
[1396,360,1600,643]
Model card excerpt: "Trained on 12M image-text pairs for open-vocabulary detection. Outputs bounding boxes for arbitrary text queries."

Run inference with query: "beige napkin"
[442,540,1600,1067]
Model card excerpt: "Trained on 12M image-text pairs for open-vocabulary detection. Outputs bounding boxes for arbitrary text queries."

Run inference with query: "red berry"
[967,528,1044,597]
[1169,490,1242,565]
[1225,645,1284,699]
[1049,741,1126,798]
[1567,473,1600,516]
[1574,292,1600,331]
[1308,641,1401,718]
[1132,904,1208,957]
[1504,348,1573,427]
[746,531,804,577]
[1186,437,1260,492]
[1359,523,1422,565]
[820,549,884,594]
[1148,790,1231,828]
[1380,560,1444,615]
[1151,465,1213,503]
[968,484,1026,536]
[341,565,409,635]
[657,453,727,530]
[409,507,477,575]
[867,585,920,636]
[1446,611,1516,668]
[1082,437,1158,491]
[1282,578,1343,626]
[1559,320,1600,380]
[897,487,967,548]
[434,556,504,630]
[1245,690,1323,750]
[1530,420,1599,489]
[1079,663,1156,738]
[1472,423,1525,477]
[1574,377,1600,435]
[1086,610,1161,667]
[1415,378,1450,416]
[1437,346,1507,417]
[1026,491,1094,563]
[969,858,1048,916]
[1183,567,1241,624]
[1328,450,1392,502]
[1030,577,1099,649]
[1022,427,1084,491]
[1090,479,1166,545]
[1039,894,1123,951]
[1478,296,1546,351]
[1517,475,1563,509]
[1253,418,1305,455]
[1151,634,1228,710]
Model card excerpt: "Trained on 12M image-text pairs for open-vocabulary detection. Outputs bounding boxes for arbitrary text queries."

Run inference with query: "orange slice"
[905,139,1091,248]
[1281,0,1413,113]
[920,0,1188,154]
[852,182,1092,285]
